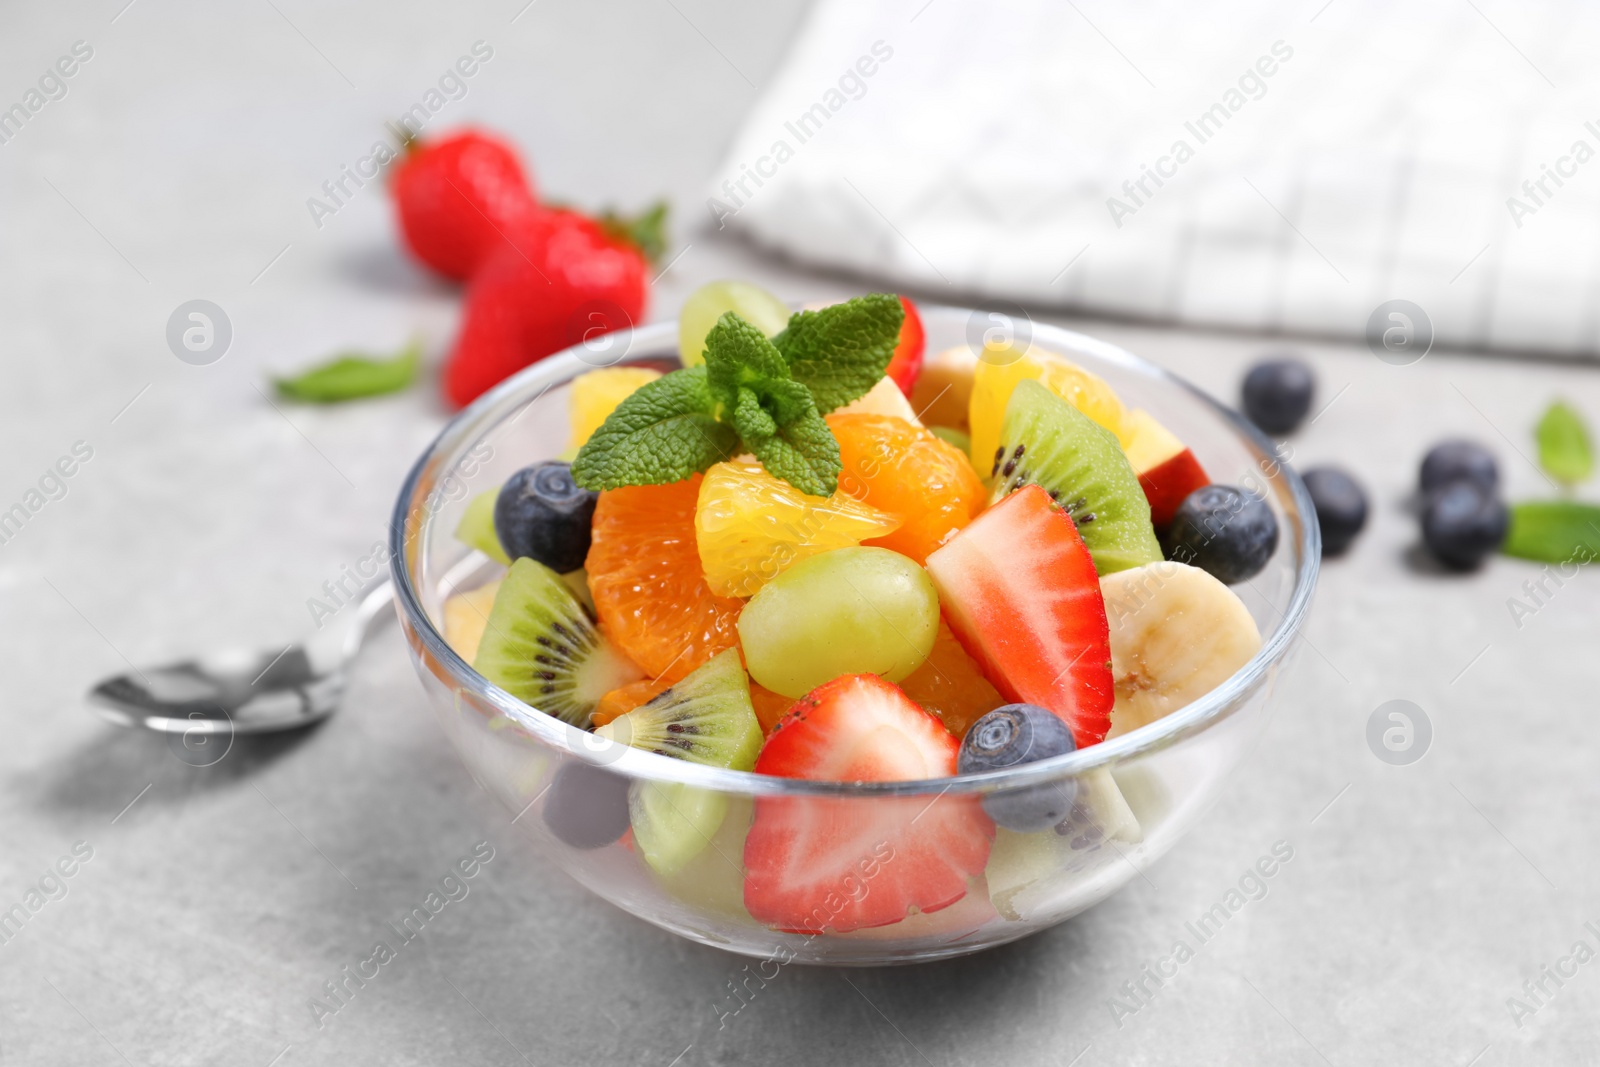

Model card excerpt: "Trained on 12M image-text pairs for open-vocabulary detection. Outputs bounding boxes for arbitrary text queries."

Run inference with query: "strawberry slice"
[925,483,1115,747]
[743,674,993,933]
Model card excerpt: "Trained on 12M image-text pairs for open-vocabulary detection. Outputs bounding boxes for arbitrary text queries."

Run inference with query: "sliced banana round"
[1100,561,1262,738]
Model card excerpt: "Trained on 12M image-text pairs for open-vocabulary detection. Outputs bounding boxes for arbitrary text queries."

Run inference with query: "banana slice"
[442,579,502,663]
[835,375,923,426]
[1100,562,1261,738]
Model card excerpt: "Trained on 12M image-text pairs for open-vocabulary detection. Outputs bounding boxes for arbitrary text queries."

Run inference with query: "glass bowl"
[388,306,1318,966]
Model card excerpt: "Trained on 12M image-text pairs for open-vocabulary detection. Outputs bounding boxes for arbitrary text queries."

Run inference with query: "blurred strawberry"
[392,129,541,281]
[442,205,663,407]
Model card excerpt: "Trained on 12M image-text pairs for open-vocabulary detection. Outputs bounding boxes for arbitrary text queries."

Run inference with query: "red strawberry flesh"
[743,674,993,933]
[924,483,1114,747]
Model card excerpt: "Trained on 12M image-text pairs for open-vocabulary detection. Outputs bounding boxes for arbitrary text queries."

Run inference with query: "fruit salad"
[441,284,1271,933]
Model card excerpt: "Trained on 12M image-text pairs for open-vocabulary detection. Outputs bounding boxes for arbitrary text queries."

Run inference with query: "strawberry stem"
[597,200,669,263]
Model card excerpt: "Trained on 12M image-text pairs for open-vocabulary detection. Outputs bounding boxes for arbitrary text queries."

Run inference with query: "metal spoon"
[87,580,394,735]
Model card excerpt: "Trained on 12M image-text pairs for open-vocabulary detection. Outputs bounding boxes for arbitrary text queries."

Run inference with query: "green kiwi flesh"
[472,558,643,726]
[989,379,1162,575]
[596,648,763,876]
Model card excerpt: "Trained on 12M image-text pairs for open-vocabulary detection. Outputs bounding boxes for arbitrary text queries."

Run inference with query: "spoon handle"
[342,579,396,662]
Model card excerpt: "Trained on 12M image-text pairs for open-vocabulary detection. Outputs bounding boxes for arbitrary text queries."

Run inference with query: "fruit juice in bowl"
[391,287,1317,965]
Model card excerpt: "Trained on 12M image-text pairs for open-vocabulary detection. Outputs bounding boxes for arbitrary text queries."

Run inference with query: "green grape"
[677,280,791,367]
[737,547,939,698]
[453,487,509,565]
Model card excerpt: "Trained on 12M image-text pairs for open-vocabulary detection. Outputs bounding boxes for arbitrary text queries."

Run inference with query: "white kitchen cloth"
[710,0,1600,357]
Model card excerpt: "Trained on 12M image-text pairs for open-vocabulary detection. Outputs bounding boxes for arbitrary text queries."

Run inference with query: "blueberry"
[494,461,598,573]
[1161,485,1278,584]
[958,704,1077,833]
[1241,358,1315,435]
[1422,481,1508,570]
[1302,466,1368,558]
[542,761,631,849]
[1420,440,1498,495]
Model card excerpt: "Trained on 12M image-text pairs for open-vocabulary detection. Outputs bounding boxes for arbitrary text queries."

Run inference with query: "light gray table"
[3,2,1597,1064]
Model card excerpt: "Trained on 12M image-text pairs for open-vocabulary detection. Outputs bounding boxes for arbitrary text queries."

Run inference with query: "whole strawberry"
[442,207,658,407]
[392,129,540,281]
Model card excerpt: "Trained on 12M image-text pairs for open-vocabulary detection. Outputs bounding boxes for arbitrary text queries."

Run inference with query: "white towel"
[710,0,1600,357]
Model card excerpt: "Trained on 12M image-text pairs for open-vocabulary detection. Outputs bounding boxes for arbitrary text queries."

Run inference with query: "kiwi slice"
[472,558,644,726]
[454,488,510,565]
[595,648,762,875]
[990,379,1162,575]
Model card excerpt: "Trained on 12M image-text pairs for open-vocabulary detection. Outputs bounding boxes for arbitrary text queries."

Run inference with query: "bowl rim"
[389,305,1320,798]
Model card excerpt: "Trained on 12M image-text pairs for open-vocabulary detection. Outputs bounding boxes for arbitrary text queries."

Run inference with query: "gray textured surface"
[3,2,1599,1065]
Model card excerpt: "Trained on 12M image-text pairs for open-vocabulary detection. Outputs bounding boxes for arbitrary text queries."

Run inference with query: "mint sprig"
[1535,400,1593,487]
[1502,501,1600,562]
[570,367,740,489]
[571,294,903,495]
[773,293,904,413]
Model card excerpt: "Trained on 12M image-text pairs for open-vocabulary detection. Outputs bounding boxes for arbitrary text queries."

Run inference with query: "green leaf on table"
[571,366,739,490]
[273,339,421,403]
[1535,400,1593,486]
[1501,501,1600,563]
[771,293,904,413]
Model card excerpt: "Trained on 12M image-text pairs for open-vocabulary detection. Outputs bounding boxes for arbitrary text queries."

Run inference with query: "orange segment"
[695,462,900,597]
[749,683,795,735]
[968,347,1133,478]
[828,413,986,564]
[592,676,673,727]
[899,621,1004,738]
[585,476,744,682]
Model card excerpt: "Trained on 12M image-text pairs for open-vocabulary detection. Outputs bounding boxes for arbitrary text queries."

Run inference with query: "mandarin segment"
[748,682,795,735]
[585,476,744,682]
[695,462,901,597]
[899,621,1004,738]
[827,413,986,564]
[592,676,674,727]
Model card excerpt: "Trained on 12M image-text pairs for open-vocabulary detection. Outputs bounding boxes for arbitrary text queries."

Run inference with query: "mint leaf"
[1502,501,1600,563]
[273,339,421,403]
[1536,400,1593,486]
[703,312,790,414]
[571,367,739,490]
[731,387,777,440]
[743,405,841,498]
[772,293,904,413]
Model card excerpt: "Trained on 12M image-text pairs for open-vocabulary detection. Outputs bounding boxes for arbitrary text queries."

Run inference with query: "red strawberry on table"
[442,208,653,407]
[742,674,993,934]
[392,129,541,282]
[885,296,925,396]
[925,483,1115,747]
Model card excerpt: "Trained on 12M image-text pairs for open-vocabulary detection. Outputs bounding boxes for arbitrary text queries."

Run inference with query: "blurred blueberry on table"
[542,762,631,849]
[1241,357,1315,435]
[1302,466,1368,557]
[958,704,1077,833]
[495,461,599,573]
[1422,481,1508,570]
[1161,484,1278,584]
[1419,439,1498,495]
